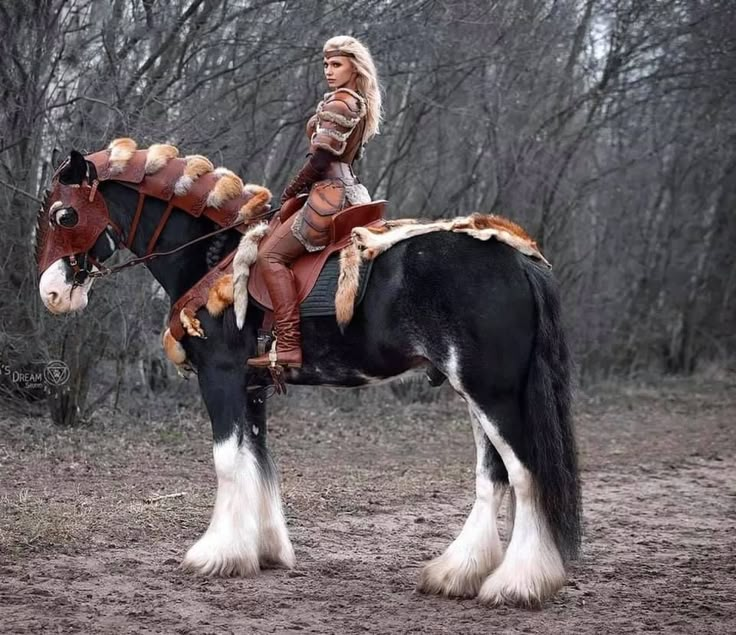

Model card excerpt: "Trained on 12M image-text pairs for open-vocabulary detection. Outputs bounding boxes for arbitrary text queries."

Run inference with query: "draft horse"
[35,145,581,607]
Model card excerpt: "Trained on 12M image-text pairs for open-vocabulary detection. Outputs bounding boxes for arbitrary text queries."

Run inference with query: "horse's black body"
[44,162,581,606]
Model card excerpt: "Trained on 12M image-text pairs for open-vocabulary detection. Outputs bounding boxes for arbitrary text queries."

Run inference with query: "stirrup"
[247,336,302,369]
[268,365,287,394]
[265,339,288,394]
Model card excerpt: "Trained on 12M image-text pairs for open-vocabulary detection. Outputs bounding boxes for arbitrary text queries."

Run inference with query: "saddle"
[168,199,385,341]
[247,198,386,310]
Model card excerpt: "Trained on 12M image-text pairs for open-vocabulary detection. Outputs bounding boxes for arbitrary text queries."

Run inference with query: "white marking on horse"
[469,404,565,606]
[258,479,295,569]
[440,344,565,605]
[105,228,117,253]
[445,345,460,387]
[418,406,506,597]
[38,259,94,314]
[182,431,261,576]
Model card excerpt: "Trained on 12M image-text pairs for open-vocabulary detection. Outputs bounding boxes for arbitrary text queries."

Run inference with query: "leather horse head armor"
[35,151,114,276]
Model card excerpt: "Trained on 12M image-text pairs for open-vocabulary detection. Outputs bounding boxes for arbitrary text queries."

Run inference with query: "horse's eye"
[55,207,78,228]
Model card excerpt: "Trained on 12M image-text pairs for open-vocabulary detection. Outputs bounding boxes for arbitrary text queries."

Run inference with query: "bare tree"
[2,0,734,418]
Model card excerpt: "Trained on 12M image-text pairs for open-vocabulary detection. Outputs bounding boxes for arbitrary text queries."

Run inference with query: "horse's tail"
[521,258,582,562]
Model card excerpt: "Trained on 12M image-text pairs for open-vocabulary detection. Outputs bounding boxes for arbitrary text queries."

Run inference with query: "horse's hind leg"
[417,407,508,598]
[469,397,566,607]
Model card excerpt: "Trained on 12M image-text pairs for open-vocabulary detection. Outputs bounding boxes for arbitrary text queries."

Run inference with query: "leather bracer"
[282,149,332,202]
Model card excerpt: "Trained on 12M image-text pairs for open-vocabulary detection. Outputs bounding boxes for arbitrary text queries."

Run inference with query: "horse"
[34,142,581,607]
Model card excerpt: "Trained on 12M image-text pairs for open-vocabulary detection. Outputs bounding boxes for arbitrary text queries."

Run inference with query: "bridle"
[60,178,278,285]
[38,152,278,287]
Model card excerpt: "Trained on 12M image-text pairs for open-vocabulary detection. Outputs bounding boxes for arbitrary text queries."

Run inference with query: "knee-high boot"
[247,220,306,368]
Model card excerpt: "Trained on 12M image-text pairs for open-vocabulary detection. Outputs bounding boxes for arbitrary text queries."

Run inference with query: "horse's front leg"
[182,368,294,576]
[248,392,295,569]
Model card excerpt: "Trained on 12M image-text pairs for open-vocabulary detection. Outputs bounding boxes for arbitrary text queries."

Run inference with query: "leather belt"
[325,162,356,181]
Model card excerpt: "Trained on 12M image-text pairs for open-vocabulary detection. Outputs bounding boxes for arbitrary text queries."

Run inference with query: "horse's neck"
[102,182,236,303]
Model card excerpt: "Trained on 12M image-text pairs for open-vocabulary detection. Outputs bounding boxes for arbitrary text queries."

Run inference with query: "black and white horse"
[36,149,581,607]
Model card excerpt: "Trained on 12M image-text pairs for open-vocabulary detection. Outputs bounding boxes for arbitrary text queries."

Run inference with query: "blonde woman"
[248,35,382,369]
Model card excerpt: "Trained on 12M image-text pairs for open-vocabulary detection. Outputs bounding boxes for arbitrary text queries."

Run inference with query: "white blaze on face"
[39,259,95,314]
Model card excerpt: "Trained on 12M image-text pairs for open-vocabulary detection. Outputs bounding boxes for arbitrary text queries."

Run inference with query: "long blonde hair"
[323,35,382,141]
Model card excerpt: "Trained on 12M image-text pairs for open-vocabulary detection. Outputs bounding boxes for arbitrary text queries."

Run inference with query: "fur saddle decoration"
[334,213,550,327]
[227,212,547,332]
[233,220,270,328]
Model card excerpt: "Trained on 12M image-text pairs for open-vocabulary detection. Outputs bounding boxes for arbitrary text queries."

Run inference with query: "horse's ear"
[58,150,88,185]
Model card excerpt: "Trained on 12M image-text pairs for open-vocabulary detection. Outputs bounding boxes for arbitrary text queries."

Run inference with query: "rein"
[86,205,279,280]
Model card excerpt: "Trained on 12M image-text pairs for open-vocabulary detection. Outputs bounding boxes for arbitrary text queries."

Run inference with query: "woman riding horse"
[35,38,581,605]
[246,35,382,369]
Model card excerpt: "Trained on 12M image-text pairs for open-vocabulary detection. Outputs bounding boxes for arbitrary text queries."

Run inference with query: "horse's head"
[36,150,119,314]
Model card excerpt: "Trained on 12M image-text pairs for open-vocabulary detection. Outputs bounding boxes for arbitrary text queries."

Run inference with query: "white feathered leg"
[258,477,295,569]
[418,408,506,597]
[471,405,566,607]
[182,433,261,576]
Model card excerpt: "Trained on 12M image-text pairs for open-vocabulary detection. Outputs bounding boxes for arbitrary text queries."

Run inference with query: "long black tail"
[521,258,582,562]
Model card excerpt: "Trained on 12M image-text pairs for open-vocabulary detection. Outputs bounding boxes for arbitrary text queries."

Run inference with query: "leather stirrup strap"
[127,191,146,249]
[262,311,275,333]
[145,202,175,255]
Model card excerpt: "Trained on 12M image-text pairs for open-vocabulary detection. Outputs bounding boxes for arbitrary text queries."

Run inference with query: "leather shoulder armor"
[306,114,319,140]
[311,88,367,157]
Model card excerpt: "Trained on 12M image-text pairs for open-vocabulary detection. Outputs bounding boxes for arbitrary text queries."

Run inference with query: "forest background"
[1,0,734,423]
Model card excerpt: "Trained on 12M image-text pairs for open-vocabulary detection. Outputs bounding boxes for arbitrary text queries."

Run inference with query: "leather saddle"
[247,197,386,311]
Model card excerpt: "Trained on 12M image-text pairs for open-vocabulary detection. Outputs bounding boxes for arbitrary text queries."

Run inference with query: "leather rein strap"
[87,203,279,280]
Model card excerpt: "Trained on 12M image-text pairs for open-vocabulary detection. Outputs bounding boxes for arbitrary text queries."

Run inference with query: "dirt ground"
[1,376,734,634]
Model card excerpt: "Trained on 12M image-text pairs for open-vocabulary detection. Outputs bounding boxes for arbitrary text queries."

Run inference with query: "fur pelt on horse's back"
[335,213,549,327]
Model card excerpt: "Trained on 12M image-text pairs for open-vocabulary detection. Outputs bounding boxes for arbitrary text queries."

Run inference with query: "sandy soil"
[1,377,734,634]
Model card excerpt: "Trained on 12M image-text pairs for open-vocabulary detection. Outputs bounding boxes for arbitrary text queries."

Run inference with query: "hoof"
[181,532,259,577]
[417,543,502,598]
[476,559,565,608]
[259,528,296,570]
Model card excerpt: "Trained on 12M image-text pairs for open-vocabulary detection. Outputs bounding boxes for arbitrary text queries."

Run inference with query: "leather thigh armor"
[291,178,347,252]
